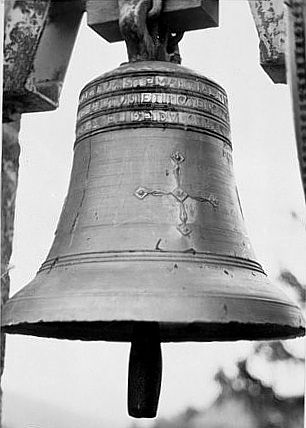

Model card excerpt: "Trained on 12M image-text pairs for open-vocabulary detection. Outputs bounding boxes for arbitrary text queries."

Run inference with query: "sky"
[2,1,306,428]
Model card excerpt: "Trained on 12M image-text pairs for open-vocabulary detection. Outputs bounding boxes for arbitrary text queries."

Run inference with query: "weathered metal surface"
[3,0,84,113]
[1,108,21,420]
[76,66,230,142]
[2,61,304,342]
[249,0,287,83]
[286,0,306,201]
[87,0,219,43]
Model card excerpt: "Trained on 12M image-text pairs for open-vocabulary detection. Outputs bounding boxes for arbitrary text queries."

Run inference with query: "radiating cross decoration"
[134,152,218,236]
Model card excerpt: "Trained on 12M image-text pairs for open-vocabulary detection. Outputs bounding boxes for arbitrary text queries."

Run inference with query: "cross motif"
[134,152,218,236]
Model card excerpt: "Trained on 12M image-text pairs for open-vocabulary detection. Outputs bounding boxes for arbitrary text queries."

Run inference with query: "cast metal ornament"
[134,152,218,236]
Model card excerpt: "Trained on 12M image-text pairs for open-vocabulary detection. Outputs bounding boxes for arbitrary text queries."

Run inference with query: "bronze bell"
[2,61,304,417]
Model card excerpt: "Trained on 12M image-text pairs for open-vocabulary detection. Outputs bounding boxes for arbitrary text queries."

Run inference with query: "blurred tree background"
[131,212,305,428]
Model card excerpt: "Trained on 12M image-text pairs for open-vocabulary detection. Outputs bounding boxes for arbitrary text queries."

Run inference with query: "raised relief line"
[79,86,228,115]
[77,109,231,133]
[75,112,231,143]
[134,152,218,236]
[77,93,230,124]
[79,76,228,107]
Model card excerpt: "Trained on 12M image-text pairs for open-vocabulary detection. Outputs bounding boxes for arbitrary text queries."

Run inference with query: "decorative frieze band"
[79,74,228,107]
[76,72,231,145]
[76,109,231,144]
[77,92,229,124]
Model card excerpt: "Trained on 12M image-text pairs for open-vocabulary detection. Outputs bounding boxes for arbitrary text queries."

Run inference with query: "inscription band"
[77,92,229,125]
[76,109,231,145]
[79,74,228,107]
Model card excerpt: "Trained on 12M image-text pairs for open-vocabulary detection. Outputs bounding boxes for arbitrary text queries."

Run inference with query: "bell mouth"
[2,258,305,342]
[3,320,304,342]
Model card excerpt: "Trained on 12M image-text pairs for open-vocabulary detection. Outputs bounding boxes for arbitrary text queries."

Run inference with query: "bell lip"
[3,291,304,332]
[2,320,305,343]
[2,259,304,343]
